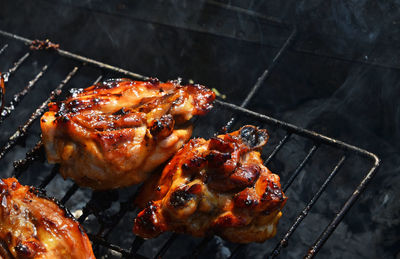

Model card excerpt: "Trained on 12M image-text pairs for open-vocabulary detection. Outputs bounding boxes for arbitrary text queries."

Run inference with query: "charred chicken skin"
[134,125,287,243]
[40,78,215,189]
[0,178,95,259]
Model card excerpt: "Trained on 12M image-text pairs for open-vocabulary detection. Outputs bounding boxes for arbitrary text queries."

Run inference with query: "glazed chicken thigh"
[134,125,287,243]
[40,78,215,189]
[0,178,95,259]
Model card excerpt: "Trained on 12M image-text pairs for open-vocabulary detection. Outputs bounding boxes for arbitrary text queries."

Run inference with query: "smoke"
[0,0,399,258]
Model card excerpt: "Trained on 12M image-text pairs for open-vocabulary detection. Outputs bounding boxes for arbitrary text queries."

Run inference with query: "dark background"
[0,0,399,258]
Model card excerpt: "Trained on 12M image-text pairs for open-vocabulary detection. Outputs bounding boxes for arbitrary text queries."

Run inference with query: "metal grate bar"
[0,30,148,81]
[60,183,79,205]
[154,233,179,259]
[264,133,291,165]
[1,65,49,123]
[305,156,380,258]
[0,66,79,160]
[13,141,44,174]
[38,164,60,189]
[283,144,319,192]
[129,236,145,256]
[270,156,346,258]
[8,52,30,74]
[100,193,139,238]
[87,234,144,259]
[224,28,297,130]
[13,140,44,176]
[239,29,297,109]
[214,100,377,159]
[0,44,8,55]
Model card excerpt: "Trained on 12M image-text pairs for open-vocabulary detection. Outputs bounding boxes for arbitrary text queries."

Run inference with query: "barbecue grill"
[0,9,380,259]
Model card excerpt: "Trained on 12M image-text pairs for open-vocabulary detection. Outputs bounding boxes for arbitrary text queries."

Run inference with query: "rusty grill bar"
[0,26,380,259]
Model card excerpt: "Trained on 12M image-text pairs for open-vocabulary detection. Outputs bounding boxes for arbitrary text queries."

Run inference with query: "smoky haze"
[0,0,399,258]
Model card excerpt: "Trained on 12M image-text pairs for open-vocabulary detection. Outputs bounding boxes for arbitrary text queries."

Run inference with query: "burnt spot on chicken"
[133,202,166,238]
[149,114,175,139]
[239,125,268,149]
[205,150,231,168]
[147,77,160,86]
[169,189,195,208]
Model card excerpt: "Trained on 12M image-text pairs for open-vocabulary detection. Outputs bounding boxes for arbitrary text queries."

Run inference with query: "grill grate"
[0,26,379,259]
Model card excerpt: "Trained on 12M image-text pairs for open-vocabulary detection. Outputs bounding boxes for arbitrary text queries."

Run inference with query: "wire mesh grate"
[0,27,379,259]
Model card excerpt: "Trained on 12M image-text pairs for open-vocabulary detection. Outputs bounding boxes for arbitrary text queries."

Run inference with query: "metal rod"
[0,66,79,160]
[39,165,60,189]
[13,140,45,177]
[93,75,103,84]
[283,144,319,192]
[304,156,380,258]
[154,233,178,259]
[223,27,297,131]
[60,183,79,205]
[264,133,291,165]
[87,234,148,259]
[129,236,145,256]
[270,156,347,258]
[0,44,8,55]
[214,99,379,162]
[1,65,49,123]
[0,30,148,80]
[8,52,30,74]
[240,28,297,109]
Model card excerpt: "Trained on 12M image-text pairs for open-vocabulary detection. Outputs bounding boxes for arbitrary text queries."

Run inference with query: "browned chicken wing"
[133,125,287,243]
[40,78,215,189]
[0,178,95,258]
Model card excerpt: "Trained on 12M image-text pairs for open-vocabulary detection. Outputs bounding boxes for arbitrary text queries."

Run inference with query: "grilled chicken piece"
[134,125,287,243]
[0,178,95,259]
[40,78,215,189]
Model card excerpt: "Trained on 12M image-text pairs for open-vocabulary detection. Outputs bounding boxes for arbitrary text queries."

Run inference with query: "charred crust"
[149,114,175,139]
[134,202,164,235]
[112,108,127,115]
[205,151,231,168]
[229,165,260,189]
[15,242,36,257]
[208,137,233,153]
[239,126,268,149]
[28,187,76,221]
[169,189,194,208]
[233,189,259,208]
[181,156,206,173]
[147,78,160,85]
[261,182,285,204]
